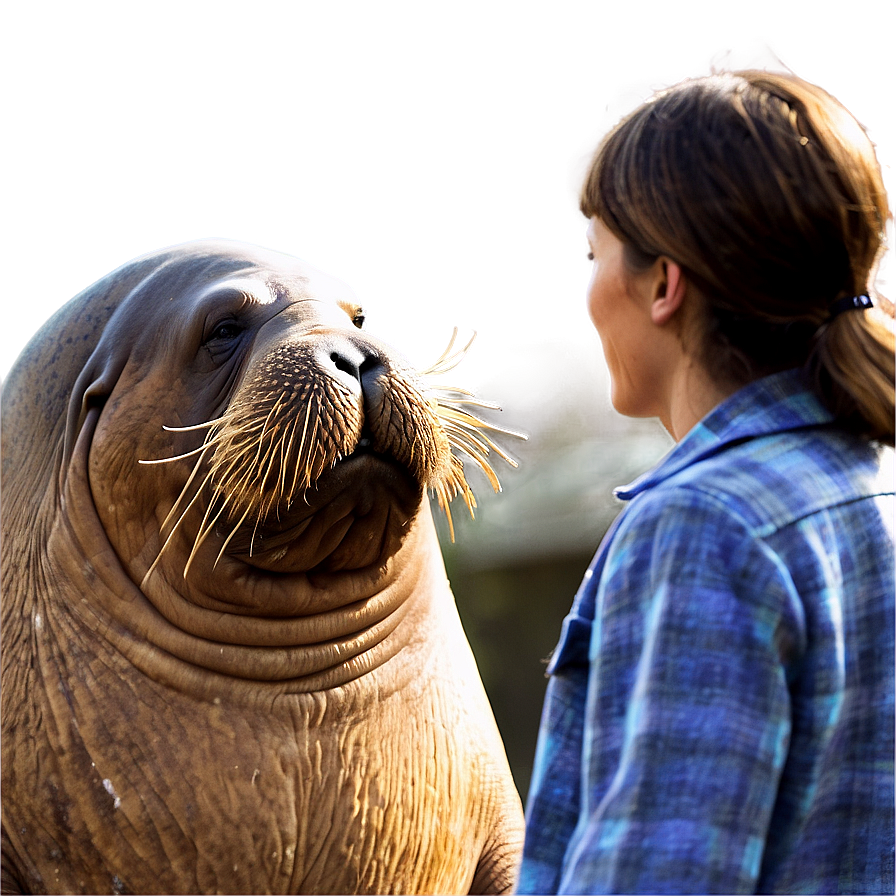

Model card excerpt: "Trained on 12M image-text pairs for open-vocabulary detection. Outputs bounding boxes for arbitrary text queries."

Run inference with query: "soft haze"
[3,0,893,409]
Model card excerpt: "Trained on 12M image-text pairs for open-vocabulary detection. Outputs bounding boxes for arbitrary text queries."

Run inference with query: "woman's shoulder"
[602,430,894,624]
[628,427,894,540]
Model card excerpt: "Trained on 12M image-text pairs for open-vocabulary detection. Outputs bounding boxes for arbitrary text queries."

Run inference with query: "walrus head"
[130,247,519,582]
[2,240,520,693]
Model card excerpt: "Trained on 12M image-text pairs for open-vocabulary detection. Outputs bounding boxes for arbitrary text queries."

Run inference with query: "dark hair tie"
[829,294,873,320]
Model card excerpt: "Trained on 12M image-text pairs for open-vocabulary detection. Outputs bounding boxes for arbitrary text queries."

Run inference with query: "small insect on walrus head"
[136,245,524,581]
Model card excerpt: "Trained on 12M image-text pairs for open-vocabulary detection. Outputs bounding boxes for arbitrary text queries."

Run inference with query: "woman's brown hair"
[581,70,895,445]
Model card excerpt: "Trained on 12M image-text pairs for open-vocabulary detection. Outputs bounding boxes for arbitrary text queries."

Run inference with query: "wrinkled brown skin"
[0,241,524,895]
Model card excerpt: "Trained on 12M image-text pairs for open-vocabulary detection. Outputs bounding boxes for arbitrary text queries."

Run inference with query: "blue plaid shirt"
[518,370,895,895]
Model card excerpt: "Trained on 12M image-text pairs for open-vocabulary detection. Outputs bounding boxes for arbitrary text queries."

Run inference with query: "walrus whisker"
[214,504,255,569]
[431,395,503,410]
[142,435,224,584]
[209,448,282,548]
[223,411,279,465]
[141,548,169,590]
[186,488,242,574]
[290,400,317,496]
[418,327,461,376]
[157,439,220,533]
[442,501,457,542]
[141,464,217,587]
[280,412,306,506]
[165,466,218,542]
[216,446,267,523]
[435,416,522,477]
[250,504,268,557]
[422,349,474,378]
[439,423,494,460]
[209,438,251,490]
[419,328,477,378]
[433,482,458,541]
[250,412,310,532]
[440,421,524,465]
[455,478,479,514]
[214,439,262,488]
[138,417,227,467]
[228,443,276,504]
[445,425,519,468]
[428,383,477,397]
[252,397,286,468]
[442,421,520,470]
[450,447,507,494]
[279,414,310,511]
[191,487,233,554]
[288,400,316,501]
[431,459,480,541]
[257,421,286,498]
[161,416,226,433]
[138,446,209,466]
[439,433,503,493]
[183,500,231,579]
[441,464,476,509]
[303,407,323,492]
[431,404,527,443]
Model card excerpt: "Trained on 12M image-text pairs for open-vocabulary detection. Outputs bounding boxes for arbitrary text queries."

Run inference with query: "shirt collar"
[615,369,836,501]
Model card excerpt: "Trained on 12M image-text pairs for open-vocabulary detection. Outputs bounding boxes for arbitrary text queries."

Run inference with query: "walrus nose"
[322,341,377,393]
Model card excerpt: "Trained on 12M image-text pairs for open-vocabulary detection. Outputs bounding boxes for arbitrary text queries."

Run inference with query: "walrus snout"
[200,328,452,531]
[327,340,377,389]
[307,334,374,396]
[322,335,422,440]
[137,323,465,580]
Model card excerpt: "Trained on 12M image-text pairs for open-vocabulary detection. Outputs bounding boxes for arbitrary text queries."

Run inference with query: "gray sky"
[3,0,893,405]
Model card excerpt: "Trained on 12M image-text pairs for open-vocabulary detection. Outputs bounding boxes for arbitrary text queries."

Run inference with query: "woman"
[517,71,894,894]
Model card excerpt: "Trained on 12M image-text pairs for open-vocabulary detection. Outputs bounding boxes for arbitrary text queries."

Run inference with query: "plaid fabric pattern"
[517,370,895,895]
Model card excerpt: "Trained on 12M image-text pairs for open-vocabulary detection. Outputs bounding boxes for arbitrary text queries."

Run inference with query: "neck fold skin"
[55,423,447,699]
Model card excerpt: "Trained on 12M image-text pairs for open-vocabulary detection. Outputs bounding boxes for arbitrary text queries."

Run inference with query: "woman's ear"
[650,258,687,326]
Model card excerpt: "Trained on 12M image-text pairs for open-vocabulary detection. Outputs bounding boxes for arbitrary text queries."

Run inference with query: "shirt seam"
[650,479,892,541]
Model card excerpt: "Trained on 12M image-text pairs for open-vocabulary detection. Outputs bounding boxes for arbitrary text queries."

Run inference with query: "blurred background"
[3,0,892,804]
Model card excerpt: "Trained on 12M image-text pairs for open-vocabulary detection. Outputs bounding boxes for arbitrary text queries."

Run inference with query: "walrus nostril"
[330,351,361,383]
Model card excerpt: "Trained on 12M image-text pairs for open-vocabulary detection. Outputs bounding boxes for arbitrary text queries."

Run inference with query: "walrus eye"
[352,310,365,330]
[207,321,243,343]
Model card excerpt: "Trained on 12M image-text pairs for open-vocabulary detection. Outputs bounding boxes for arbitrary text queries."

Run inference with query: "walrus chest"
[4,641,489,895]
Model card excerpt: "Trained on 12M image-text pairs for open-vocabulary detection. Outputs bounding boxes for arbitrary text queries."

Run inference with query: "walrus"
[0,240,525,895]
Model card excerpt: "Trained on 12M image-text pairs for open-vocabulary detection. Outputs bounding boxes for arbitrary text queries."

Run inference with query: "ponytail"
[810,302,896,445]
